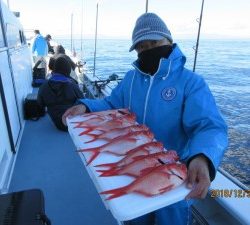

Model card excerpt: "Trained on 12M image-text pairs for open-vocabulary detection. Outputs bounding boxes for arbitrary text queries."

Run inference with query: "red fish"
[72,108,131,128]
[94,142,165,169]
[78,130,154,165]
[80,108,130,119]
[84,124,149,143]
[100,163,187,200]
[97,151,179,177]
[72,116,112,128]
[77,113,136,136]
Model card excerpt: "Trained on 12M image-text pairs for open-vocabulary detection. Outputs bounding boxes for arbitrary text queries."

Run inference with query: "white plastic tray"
[67,115,190,221]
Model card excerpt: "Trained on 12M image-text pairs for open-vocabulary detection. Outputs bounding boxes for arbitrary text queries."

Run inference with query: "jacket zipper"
[143,76,154,124]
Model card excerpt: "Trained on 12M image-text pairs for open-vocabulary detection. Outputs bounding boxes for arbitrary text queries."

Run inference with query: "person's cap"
[54,55,71,76]
[46,34,52,39]
[129,13,173,52]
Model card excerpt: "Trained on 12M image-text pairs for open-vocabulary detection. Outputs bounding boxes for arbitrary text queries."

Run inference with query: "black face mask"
[137,45,172,75]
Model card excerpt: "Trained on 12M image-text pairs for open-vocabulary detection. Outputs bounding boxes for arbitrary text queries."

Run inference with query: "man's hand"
[185,155,211,199]
[62,104,87,126]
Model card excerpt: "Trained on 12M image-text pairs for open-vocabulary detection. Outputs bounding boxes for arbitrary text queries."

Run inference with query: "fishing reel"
[93,73,121,91]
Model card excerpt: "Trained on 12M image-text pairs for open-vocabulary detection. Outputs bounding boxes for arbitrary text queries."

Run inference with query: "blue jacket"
[80,44,228,179]
[32,34,48,56]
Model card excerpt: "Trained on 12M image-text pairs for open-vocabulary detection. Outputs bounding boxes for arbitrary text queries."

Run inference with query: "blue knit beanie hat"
[129,13,173,52]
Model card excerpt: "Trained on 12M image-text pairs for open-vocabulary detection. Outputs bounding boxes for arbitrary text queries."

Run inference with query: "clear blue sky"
[5,0,250,40]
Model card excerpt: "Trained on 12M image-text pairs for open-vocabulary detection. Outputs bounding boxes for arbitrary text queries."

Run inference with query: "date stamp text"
[210,189,250,198]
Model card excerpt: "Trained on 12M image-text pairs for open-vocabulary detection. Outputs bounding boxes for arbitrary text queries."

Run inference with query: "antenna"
[93,2,99,77]
[193,0,204,72]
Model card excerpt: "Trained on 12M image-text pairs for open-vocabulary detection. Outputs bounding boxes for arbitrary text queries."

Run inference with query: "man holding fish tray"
[63,13,228,225]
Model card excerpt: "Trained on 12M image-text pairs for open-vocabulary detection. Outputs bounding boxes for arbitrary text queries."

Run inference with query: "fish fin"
[86,150,100,165]
[100,186,128,200]
[97,169,118,177]
[158,184,174,194]
[85,136,110,144]
[77,146,100,152]
[78,127,95,136]
[73,123,84,129]
[95,169,107,173]
[83,133,100,143]
[77,147,100,165]
[94,162,117,168]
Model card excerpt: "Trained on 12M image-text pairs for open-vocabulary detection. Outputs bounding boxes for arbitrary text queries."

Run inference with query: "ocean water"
[59,38,250,187]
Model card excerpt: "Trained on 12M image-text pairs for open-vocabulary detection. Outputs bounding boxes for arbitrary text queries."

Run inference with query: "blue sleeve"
[44,42,48,55]
[79,75,128,112]
[32,38,36,53]
[183,74,228,179]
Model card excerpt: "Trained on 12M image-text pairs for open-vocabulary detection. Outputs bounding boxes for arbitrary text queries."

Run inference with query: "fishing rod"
[193,0,204,72]
[80,0,84,60]
[93,2,99,77]
[145,0,149,13]
[70,13,73,53]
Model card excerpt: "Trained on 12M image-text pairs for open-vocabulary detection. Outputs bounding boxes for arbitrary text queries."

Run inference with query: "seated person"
[38,54,83,131]
[48,45,77,80]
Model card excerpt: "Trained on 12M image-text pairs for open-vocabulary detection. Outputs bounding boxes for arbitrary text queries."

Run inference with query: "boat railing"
[218,168,249,191]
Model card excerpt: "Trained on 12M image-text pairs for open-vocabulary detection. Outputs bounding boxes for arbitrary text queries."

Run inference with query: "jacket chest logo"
[161,87,177,101]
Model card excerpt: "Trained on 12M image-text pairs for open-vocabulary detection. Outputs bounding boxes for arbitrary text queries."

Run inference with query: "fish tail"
[97,169,118,177]
[84,133,99,143]
[77,146,100,152]
[77,147,100,165]
[71,121,82,125]
[100,186,128,200]
[86,150,100,165]
[94,162,117,168]
[73,123,84,129]
[78,128,94,136]
[85,136,110,144]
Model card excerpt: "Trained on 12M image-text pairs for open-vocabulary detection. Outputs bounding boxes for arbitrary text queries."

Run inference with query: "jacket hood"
[48,73,72,95]
[132,43,186,79]
[36,34,44,41]
[50,73,71,82]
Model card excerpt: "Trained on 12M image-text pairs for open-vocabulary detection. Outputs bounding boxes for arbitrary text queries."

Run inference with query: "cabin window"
[19,30,23,43]
[6,23,21,48]
[21,31,27,45]
[0,23,4,48]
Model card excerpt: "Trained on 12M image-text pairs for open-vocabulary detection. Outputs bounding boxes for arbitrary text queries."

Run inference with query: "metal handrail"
[218,168,249,190]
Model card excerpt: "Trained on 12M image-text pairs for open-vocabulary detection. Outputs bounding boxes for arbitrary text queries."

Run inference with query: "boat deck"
[7,86,249,225]
[9,113,118,225]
